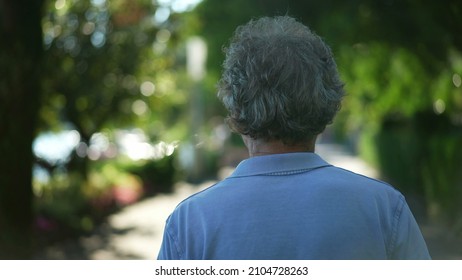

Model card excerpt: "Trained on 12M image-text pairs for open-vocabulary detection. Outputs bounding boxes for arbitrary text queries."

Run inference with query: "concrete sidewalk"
[37,143,462,259]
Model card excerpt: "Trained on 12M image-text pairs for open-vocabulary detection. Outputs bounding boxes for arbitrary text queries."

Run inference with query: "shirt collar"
[229,152,331,178]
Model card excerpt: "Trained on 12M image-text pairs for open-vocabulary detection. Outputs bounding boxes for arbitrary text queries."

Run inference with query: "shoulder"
[328,165,401,192]
[315,165,406,211]
[169,181,223,213]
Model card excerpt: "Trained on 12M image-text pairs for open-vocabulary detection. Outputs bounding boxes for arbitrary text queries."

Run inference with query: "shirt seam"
[166,220,184,259]
[388,195,405,258]
[334,167,396,189]
[229,165,331,178]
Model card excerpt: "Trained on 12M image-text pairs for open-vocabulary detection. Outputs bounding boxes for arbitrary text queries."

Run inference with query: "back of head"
[218,16,345,145]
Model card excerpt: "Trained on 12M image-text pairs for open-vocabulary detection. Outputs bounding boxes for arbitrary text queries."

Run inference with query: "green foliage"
[34,169,96,233]
[338,43,431,131]
[34,152,179,235]
[339,40,462,222]
[195,0,299,73]
[362,113,462,222]
[421,132,462,221]
[126,152,179,194]
[32,0,205,242]
[42,0,154,134]
[39,0,202,145]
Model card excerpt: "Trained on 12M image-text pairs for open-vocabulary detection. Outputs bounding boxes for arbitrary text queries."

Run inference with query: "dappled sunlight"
[453,73,461,88]
[33,129,178,164]
[33,130,80,165]
[433,99,446,115]
[115,129,177,161]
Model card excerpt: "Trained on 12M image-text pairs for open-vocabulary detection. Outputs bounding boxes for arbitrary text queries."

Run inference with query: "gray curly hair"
[217,16,345,145]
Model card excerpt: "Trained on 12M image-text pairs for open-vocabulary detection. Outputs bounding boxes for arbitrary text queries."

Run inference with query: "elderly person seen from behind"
[157,15,430,260]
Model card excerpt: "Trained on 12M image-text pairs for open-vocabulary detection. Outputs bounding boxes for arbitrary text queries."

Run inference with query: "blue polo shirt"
[157,152,430,259]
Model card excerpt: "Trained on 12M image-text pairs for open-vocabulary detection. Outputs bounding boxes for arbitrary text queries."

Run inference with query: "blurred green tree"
[41,0,169,173]
[37,0,199,186]
[0,0,45,259]
[1,0,200,257]
[33,0,204,237]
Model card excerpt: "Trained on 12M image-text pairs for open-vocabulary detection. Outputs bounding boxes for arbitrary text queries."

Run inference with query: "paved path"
[36,144,462,259]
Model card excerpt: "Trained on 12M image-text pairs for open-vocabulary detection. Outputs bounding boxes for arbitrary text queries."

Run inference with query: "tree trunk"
[0,0,44,259]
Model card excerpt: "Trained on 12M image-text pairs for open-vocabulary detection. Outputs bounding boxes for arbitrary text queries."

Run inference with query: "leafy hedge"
[337,43,462,224]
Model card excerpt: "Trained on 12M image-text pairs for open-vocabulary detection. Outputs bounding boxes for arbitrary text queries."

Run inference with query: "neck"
[242,136,316,157]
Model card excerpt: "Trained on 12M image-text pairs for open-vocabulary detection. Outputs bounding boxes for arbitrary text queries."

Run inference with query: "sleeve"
[389,196,431,259]
[157,217,182,260]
